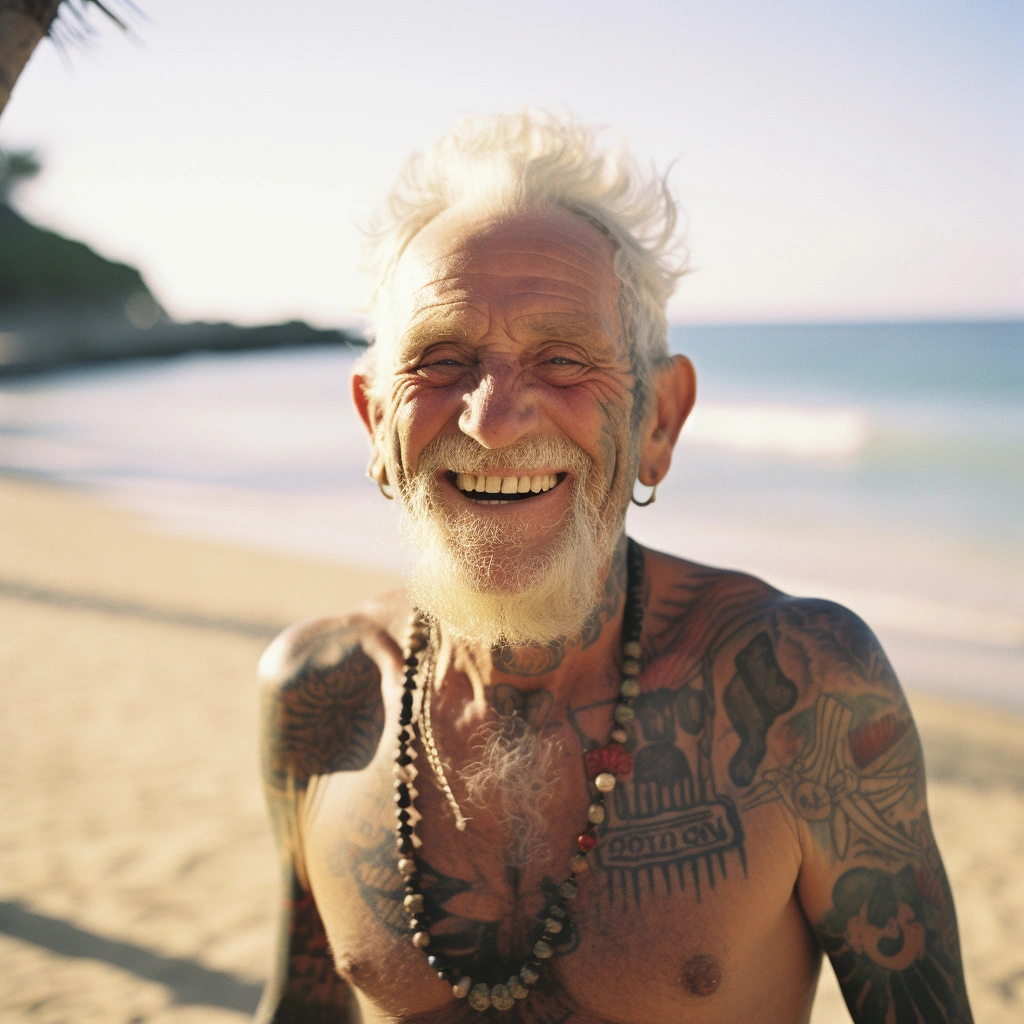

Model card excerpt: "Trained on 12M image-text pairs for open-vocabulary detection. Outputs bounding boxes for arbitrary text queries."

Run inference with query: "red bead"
[585,742,633,780]
[578,830,598,852]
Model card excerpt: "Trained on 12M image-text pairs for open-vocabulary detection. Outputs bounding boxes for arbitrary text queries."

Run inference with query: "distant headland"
[0,202,365,376]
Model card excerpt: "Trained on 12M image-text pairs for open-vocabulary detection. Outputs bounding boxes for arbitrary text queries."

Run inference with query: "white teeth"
[453,471,560,497]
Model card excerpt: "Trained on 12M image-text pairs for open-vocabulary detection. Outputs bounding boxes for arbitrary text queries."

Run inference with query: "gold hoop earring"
[366,460,395,501]
[631,481,657,507]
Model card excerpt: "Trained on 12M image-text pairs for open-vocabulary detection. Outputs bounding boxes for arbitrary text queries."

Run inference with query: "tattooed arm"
[765,599,973,1024]
[254,616,388,1024]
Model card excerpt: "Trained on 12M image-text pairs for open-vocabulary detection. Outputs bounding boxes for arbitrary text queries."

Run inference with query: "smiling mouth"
[450,471,565,504]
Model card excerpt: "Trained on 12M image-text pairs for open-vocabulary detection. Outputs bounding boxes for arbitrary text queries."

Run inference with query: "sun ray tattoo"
[818,865,966,1024]
[744,694,918,860]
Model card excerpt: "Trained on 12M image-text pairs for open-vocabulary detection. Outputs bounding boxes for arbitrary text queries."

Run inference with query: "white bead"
[468,982,492,1010]
[595,771,617,792]
[491,984,515,1010]
[453,976,472,998]
[509,974,529,999]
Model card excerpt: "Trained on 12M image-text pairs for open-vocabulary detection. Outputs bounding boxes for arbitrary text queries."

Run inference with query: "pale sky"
[1,0,1021,328]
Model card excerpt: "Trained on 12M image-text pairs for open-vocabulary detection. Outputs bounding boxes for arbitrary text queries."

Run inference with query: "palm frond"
[48,0,143,48]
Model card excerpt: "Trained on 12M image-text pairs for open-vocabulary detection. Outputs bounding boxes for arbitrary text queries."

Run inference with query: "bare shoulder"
[767,594,903,700]
[644,544,899,694]
[258,591,409,788]
[641,545,784,661]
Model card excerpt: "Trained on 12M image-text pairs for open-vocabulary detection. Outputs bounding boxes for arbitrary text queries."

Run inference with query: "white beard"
[395,435,621,648]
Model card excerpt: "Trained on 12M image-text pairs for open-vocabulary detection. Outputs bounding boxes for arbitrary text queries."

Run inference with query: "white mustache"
[410,435,592,481]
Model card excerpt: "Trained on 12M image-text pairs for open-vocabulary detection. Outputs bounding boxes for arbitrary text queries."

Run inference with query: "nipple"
[681,954,722,997]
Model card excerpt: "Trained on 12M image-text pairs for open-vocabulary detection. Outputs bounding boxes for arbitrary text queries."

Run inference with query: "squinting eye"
[414,356,468,378]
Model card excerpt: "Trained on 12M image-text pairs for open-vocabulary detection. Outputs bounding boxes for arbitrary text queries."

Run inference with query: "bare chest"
[301,737,818,1024]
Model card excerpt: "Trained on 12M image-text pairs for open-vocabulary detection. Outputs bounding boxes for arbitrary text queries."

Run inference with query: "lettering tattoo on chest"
[570,655,746,910]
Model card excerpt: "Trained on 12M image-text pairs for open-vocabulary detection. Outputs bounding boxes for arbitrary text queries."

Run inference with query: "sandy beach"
[1,475,1021,1023]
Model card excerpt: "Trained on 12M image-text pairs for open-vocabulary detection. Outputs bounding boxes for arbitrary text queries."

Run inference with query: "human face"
[367,204,642,570]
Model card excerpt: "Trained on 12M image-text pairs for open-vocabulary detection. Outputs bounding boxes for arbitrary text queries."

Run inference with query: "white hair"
[363,110,688,384]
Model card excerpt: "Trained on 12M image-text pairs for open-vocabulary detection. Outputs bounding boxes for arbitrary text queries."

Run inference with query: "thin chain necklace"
[393,539,645,1013]
[420,629,470,831]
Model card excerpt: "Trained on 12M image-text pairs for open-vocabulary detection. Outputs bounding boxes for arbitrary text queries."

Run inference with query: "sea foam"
[686,402,871,459]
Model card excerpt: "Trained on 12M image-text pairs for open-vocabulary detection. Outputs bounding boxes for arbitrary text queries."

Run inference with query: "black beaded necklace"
[393,539,645,1013]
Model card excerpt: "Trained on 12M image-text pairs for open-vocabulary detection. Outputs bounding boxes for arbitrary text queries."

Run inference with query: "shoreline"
[10,464,1020,714]
[1,476,1021,1022]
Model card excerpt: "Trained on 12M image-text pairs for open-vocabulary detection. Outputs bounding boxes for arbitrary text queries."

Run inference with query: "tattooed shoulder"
[735,596,927,860]
[773,597,901,697]
[259,615,387,791]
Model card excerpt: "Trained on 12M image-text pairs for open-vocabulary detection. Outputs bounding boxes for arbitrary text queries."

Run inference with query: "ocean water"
[1,320,1021,708]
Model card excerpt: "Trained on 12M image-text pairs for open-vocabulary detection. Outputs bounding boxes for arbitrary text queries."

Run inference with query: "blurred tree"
[0,145,162,311]
[0,1,134,116]
[0,147,41,202]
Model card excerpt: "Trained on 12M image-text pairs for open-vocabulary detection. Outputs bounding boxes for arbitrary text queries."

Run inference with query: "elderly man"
[256,113,972,1023]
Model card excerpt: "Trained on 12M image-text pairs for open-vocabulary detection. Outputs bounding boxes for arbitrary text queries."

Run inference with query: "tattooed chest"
[309,827,745,1024]
[299,741,806,1024]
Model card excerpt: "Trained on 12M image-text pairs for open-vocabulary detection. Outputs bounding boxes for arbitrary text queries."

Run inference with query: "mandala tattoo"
[263,641,384,790]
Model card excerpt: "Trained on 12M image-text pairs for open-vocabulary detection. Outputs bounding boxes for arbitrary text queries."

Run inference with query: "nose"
[459,367,539,449]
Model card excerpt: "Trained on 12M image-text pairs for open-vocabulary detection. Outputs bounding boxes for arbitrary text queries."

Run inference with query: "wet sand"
[1,476,1021,1022]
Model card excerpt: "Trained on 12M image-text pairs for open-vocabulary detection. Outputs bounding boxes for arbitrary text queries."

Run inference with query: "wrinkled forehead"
[375,204,623,361]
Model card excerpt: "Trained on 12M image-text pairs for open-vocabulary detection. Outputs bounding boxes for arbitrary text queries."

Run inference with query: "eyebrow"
[398,308,472,357]
[510,312,611,341]
[397,309,616,361]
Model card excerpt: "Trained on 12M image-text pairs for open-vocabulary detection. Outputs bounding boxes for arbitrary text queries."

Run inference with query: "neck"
[437,533,631,711]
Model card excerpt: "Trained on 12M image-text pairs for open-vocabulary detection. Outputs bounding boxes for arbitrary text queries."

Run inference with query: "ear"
[350,354,385,438]
[352,357,387,483]
[637,355,696,486]
[351,357,381,438]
